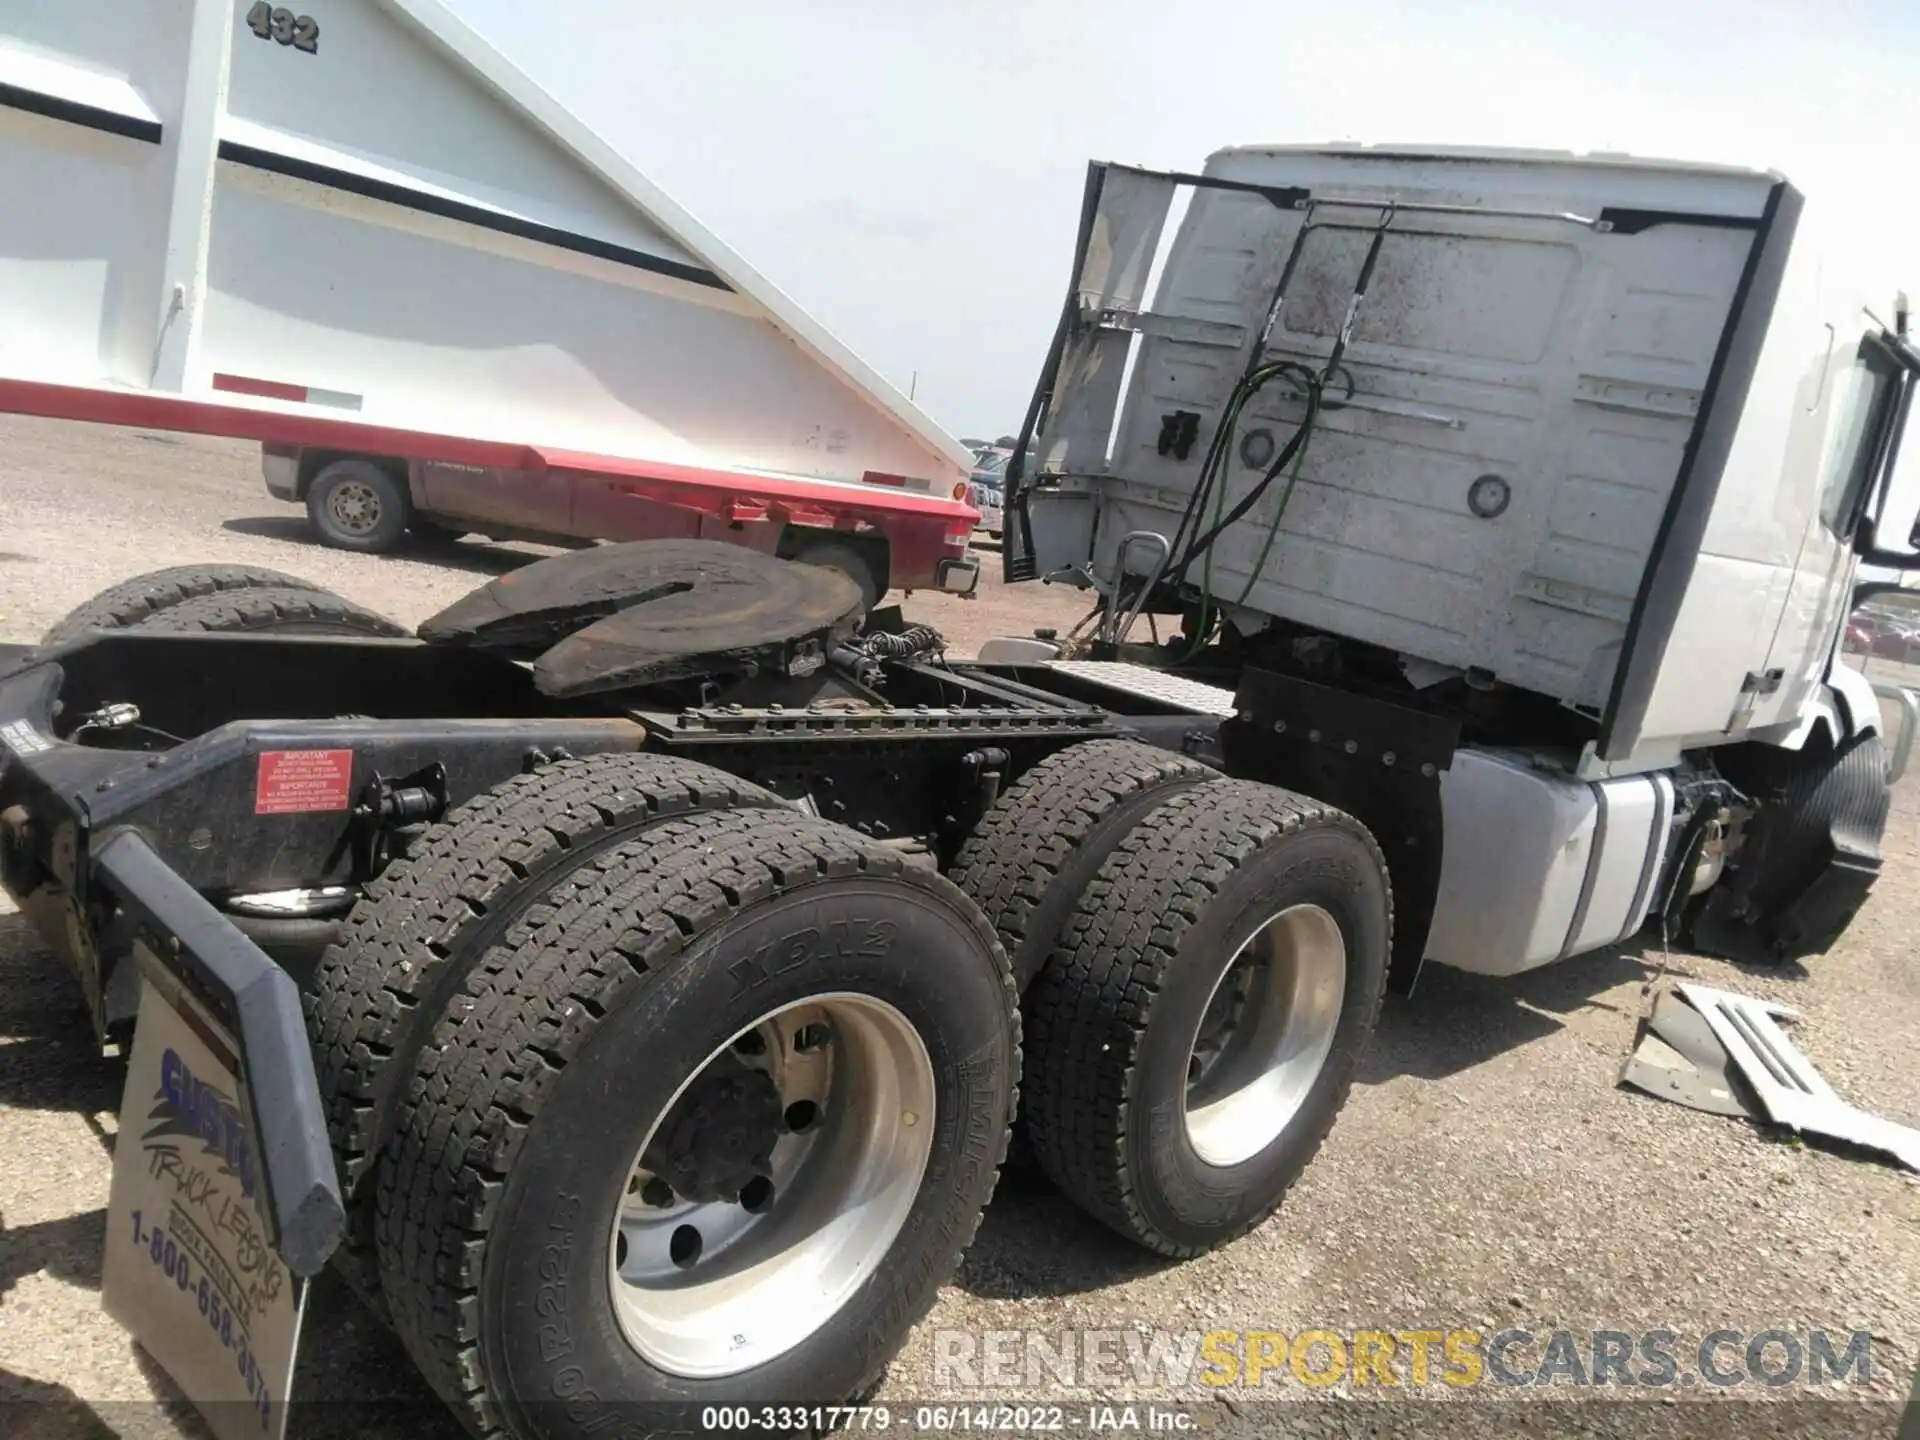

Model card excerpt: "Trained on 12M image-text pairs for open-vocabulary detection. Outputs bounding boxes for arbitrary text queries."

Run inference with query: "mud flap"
[1688,730,1892,965]
[88,829,344,1440]
[103,963,308,1440]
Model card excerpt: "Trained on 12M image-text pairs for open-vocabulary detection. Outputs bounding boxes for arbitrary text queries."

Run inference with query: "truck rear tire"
[373,806,1018,1434]
[132,586,411,637]
[950,738,1220,1177]
[38,563,326,645]
[1023,780,1390,1257]
[306,753,784,1303]
[950,738,1222,991]
[308,457,411,552]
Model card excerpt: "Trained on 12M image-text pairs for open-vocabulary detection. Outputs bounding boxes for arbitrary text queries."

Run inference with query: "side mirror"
[1841,584,1920,669]
[1854,337,1920,563]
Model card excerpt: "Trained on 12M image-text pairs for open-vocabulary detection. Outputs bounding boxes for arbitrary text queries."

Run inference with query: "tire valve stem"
[794,1023,832,1053]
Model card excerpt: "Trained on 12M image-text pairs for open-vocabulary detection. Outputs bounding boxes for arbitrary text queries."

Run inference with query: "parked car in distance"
[261,444,980,610]
[1845,602,1920,664]
[967,447,1008,539]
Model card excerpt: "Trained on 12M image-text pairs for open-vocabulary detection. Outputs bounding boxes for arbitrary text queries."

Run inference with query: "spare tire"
[789,539,882,612]
[132,586,410,637]
[39,564,327,646]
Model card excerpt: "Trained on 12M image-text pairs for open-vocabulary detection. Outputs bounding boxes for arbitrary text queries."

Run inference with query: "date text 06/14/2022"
[699,1406,1195,1432]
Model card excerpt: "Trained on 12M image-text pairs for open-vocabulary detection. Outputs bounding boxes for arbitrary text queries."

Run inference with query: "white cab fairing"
[1010,145,1915,765]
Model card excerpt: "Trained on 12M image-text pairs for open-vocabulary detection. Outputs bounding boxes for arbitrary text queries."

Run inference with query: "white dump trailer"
[0,0,978,594]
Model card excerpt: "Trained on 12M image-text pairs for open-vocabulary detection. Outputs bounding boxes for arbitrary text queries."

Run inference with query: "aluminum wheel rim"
[326,480,382,535]
[1183,904,1346,1168]
[608,993,935,1378]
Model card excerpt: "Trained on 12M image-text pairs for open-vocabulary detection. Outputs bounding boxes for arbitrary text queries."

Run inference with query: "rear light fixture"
[952,481,969,500]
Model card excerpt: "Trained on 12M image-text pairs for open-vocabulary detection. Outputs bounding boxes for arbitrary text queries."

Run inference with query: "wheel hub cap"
[609,995,935,1378]
[328,480,381,535]
[643,1066,782,1203]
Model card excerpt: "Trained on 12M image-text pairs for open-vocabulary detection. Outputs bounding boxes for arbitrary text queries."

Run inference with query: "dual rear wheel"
[952,741,1391,1255]
[361,805,1018,1432]
[311,763,1019,1435]
[38,563,407,645]
[314,738,1387,1433]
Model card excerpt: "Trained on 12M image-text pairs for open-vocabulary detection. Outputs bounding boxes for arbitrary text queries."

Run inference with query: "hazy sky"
[445,0,1919,439]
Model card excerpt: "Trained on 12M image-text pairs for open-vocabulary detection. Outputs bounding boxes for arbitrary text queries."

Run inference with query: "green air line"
[1183,362,1290,660]
[1236,369,1324,606]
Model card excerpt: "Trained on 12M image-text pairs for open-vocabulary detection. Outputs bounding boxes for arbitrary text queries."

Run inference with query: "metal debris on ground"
[1620,990,1758,1120]
[1622,982,1920,1172]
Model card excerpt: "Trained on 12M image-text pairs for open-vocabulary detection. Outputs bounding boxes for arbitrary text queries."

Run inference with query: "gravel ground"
[1,413,1917,1439]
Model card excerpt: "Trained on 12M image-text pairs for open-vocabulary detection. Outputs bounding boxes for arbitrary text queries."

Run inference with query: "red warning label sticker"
[255,749,354,815]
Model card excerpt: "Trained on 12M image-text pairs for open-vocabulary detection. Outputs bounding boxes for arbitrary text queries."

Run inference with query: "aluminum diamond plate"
[1047,661,1238,716]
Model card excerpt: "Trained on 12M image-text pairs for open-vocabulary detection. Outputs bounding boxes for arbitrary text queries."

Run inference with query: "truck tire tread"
[949,737,1221,989]
[133,586,411,637]
[373,806,1019,1435]
[38,564,327,645]
[1023,780,1391,1256]
[305,753,781,1298]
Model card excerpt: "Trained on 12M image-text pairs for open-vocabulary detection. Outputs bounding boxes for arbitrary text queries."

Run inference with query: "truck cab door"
[1736,325,1911,733]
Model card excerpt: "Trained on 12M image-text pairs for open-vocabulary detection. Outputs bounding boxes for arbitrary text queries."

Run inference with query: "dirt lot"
[1,414,1917,1438]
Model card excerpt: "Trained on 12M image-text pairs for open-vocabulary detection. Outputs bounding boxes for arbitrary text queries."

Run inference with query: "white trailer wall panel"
[0,0,970,489]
